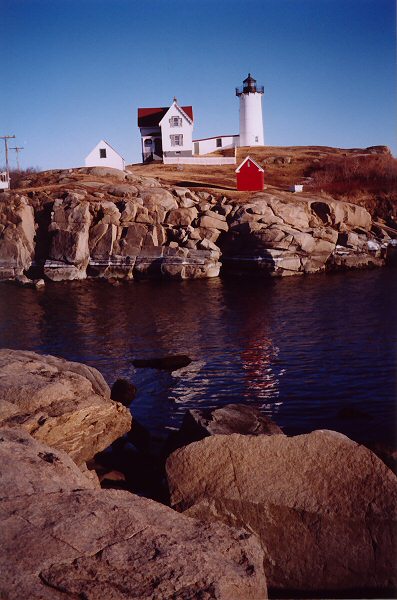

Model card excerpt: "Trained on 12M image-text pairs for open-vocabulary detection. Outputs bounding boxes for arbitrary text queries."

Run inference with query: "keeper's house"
[138,99,194,162]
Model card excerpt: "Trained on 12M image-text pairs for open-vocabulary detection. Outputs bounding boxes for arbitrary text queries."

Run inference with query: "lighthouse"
[236,73,264,147]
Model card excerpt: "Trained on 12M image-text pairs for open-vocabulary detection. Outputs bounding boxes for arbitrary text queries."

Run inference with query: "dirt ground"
[126,145,375,194]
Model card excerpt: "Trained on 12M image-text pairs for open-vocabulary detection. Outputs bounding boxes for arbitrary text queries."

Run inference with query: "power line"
[0,135,16,179]
[10,146,24,171]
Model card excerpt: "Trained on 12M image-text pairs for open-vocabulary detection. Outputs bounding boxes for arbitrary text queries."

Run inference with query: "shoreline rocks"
[0,167,395,283]
[0,427,267,599]
[0,349,131,465]
[1,349,396,598]
[166,430,397,596]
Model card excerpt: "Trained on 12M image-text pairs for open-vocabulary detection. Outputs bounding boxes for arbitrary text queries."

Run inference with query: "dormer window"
[99,148,107,158]
[170,116,182,127]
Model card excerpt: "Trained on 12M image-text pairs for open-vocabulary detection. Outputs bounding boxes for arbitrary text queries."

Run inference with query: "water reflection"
[0,269,395,445]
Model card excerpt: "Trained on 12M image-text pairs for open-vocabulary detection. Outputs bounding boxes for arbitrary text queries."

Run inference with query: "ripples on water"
[0,269,396,445]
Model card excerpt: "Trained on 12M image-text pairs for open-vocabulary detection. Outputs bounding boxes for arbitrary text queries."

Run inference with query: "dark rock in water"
[111,378,137,406]
[337,405,373,420]
[167,403,283,454]
[132,354,192,370]
[111,420,151,455]
[126,419,151,453]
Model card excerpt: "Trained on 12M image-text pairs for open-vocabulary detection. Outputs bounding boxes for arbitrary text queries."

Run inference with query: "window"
[170,116,182,127]
[170,134,183,146]
[255,136,259,142]
[216,138,222,148]
[99,148,107,158]
[144,139,152,147]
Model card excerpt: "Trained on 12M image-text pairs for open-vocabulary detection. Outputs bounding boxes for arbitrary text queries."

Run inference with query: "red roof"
[137,106,193,127]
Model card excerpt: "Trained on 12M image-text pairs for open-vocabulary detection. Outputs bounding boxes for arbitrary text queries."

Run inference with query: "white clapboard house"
[137,99,194,162]
[85,140,125,171]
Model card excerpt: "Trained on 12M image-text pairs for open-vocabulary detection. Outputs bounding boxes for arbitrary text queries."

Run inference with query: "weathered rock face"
[45,195,92,280]
[222,193,388,276]
[169,404,283,452]
[0,427,267,599]
[0,349,131,465]
[1,167,394,282]
[166,430,397,596]
[0,195,36,280]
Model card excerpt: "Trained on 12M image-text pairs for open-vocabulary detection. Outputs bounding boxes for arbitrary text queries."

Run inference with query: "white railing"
[163,156,236,166]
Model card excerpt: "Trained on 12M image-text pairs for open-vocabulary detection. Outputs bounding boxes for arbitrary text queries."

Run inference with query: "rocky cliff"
[0,165,394,282]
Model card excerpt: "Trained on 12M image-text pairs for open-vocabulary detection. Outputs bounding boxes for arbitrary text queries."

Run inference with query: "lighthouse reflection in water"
[0,269,395,447]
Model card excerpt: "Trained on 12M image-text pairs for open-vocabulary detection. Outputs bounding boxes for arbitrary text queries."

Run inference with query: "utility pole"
[10,146,24,171]
[0,135,16,180]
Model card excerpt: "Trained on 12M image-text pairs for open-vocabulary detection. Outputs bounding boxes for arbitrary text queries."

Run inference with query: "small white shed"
[0,172,10,191]
[85,140,125,171]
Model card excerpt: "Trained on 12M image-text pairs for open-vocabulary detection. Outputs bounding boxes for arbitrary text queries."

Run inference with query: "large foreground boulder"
[0,427,267,599]
[166,430,397,596]
[0,349,131,464]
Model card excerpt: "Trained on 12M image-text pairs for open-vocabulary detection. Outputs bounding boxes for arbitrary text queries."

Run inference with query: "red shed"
[235,156,264,191]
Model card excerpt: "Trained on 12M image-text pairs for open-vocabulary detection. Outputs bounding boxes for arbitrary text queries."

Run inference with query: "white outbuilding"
[85,140,125,171]
[0,172,10,191]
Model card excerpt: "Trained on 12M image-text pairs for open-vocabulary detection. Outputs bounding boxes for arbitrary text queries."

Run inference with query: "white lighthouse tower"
[236,73,264,147]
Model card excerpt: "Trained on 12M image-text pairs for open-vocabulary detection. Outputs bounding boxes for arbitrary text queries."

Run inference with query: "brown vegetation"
[4,167,39,189]
[307,153,397,195]
[8,145,396,222]
[127,144,397,221]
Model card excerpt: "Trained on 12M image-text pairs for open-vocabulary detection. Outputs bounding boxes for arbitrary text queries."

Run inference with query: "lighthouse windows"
[255,136,259,142]
[170,134,183,146]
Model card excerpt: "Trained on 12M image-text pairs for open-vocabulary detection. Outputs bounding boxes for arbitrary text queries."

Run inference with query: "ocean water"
[0,268,396,446]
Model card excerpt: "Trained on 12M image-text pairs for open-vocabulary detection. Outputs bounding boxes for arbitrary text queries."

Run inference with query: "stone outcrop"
[166,430,397,596]
[0,165,394,282]
[0,195,36,280]
[44,195,92,280]
[0,349,131,465]
[0,427,267,599]
[222,193,389,276]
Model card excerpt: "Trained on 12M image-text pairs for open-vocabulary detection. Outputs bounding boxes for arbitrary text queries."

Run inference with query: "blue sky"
[1,0,395,170]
